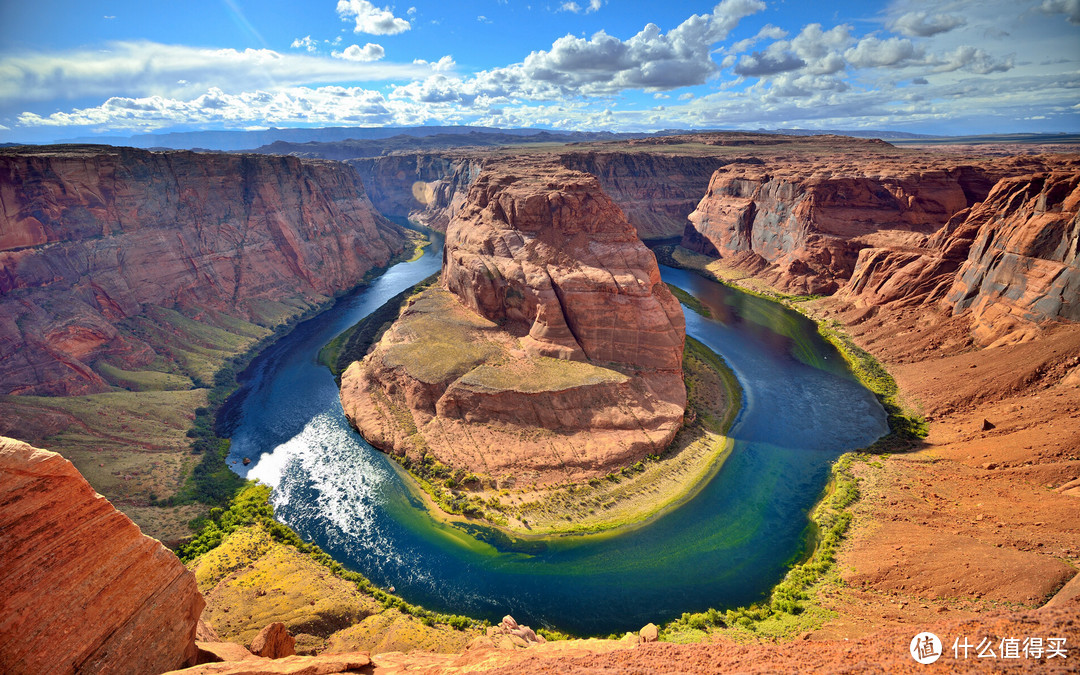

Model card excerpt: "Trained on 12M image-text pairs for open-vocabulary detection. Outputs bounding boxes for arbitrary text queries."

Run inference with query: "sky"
[0,0,1078,143]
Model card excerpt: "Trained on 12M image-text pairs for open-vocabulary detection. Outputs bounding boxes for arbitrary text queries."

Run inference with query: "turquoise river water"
[225,234,888,635]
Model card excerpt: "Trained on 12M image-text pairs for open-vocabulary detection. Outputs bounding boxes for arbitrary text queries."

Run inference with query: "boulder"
[249,622,296,659]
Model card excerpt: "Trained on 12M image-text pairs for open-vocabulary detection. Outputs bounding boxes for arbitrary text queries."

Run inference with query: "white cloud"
[728,24,788,55]
[932,45,1014,74]
[844,36,919,68]
[335,0,411,35]
[0,41,432,104]
[889,11,966,37]
[291,36,318,52]
[559,0,602,13]
[412,55,455,72]
[1040,0,1080,24]
[16,86,410,130]
[511,0,766,94]
[333,43,385,62]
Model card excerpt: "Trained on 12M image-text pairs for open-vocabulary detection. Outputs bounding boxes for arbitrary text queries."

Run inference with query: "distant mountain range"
[44,126,1080,152]
[58,126,648,152]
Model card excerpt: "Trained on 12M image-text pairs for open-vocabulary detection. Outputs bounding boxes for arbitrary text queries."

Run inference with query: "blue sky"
[1,0,1077,142]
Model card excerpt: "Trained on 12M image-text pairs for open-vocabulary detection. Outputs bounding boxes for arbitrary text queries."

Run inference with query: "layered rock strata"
[681,160,1001,294]
[841,172,1080,344]
[0,145,407,395]
[0,436,203,674]
[341,164,686,483]
[558,152,730,239]
[350,153,485,230]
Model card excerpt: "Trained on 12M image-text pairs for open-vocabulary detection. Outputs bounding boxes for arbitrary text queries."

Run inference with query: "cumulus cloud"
[735,49,805,77]
[728,24,788,55]
[732,23,852,78]
[291,36,318,52]
[510,0,766,94]
[933,45,1014,73]
[1040,0,1080,24]
[0,41,434,104]
[16,86,406,130]
[333,43,385,62]
[336,0,411,35]
[559,0,603,13]
[844,36,919,68]
[889,11,966,37]
[412,55,455,71]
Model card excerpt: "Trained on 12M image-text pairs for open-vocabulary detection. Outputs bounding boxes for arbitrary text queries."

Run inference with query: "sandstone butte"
[0,145,407,397]
[0,436,204,674]
[340,162,686,485]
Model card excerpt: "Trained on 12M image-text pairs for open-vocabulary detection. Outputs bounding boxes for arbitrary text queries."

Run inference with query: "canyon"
[0,145,408,397]
[0,133,1077,674]
[0,144,410,541]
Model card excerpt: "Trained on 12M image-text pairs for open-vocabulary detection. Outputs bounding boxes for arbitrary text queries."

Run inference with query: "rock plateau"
[341,162,686,484]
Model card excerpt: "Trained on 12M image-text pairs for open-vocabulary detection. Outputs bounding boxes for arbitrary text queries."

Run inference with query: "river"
[226,235,888,635]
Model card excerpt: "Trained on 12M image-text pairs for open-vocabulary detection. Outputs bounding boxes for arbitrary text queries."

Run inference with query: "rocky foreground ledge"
[341,162,686,488]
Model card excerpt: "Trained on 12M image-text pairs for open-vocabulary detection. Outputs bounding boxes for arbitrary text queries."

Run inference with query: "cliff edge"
[0,436,204,674]
[340,163,686,487]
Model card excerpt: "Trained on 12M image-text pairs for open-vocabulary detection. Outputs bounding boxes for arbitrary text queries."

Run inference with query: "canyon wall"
[558,152,730,240]
[0,145,407,395]
[680,160,1004,294]
[0,436,203,674]
[341,162,686,484]
[349,153,485,230]
[842,172,1080,344]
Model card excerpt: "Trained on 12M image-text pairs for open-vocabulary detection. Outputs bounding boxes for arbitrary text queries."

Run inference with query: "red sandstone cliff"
[349,153,485,230]
[0,145,407,395]
[340,163,686,484]
[558,152,731,240]
[680,159,1004,294]
[841,172,1080,344]
[0,436,204,673]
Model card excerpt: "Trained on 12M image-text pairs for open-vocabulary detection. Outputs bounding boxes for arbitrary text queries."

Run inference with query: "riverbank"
[651,243,1079,642]
[370,336,742,539]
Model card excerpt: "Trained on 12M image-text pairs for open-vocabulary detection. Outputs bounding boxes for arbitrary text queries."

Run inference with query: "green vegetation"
[460,357,627,392]
[817,323,928,451]
[665,282,712,318]
[178,483,484,631]
[320,273,440,377]
[95,361,193,391]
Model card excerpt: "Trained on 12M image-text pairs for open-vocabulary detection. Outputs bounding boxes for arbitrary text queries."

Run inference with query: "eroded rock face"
[341,164,686,484]
[0,145,406,396]
[0,436,204,674]
[944,173,1080,344]
[840,172,1080,345]
[681,161,997,294]
[559,152,730,239]
[350,153,485,231]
